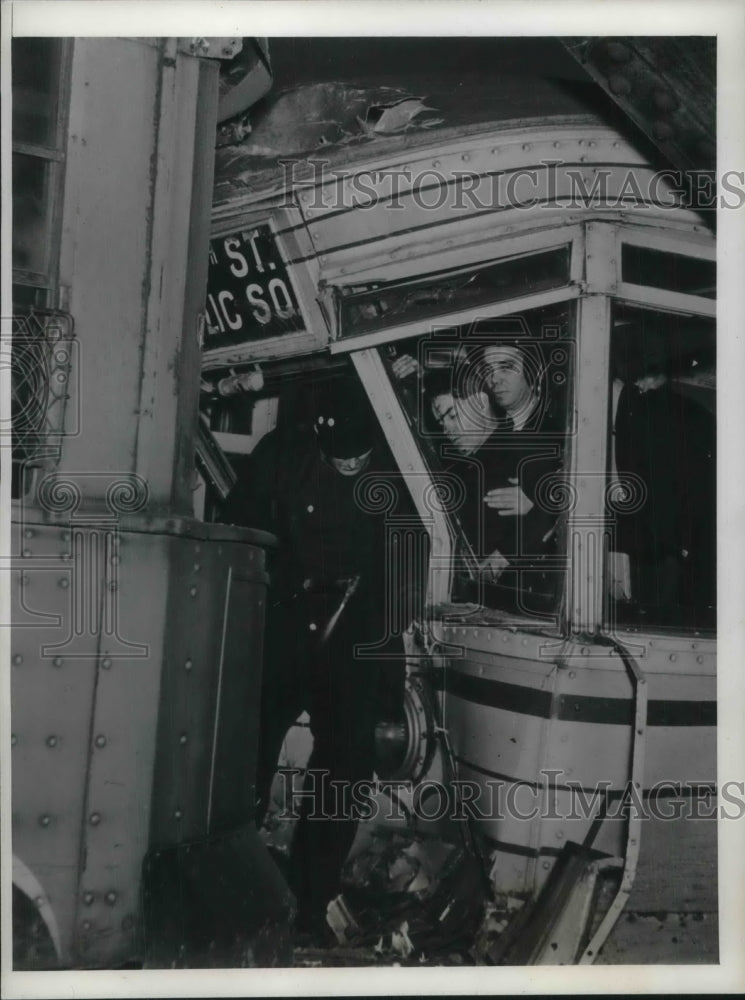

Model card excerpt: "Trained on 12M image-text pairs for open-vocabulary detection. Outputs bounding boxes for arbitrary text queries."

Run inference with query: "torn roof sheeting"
[214,74,636,201]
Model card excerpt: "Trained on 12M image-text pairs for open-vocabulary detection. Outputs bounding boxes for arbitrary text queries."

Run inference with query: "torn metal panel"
[214,75,614,200]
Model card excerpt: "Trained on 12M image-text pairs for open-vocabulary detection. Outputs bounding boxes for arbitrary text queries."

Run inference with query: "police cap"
[313,376,375,459]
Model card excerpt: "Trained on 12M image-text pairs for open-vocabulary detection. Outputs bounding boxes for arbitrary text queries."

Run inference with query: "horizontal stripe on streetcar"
[431,667,716,727]
[477,832,564,860]
[455,755,716,798]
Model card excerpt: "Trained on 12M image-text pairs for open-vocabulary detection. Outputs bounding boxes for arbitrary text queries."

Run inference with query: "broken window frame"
[334,245,574,342]
[326,225,586,355]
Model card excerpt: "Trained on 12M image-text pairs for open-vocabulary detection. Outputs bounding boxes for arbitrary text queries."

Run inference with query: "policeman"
[223,375,405,938]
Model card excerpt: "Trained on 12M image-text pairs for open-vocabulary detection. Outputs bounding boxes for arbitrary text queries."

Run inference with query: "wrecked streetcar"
[8,35,720,970]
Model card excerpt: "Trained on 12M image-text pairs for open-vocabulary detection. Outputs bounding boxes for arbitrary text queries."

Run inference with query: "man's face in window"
[482,346,532,413]
[430,391,485,455]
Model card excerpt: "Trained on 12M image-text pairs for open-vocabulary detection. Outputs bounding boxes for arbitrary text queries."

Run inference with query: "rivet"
[491,147,499,154]
[555,830,564,840]
[22,549,31,558]
[522,638,528,646]
[606,41,631,63]
[189,586,198,597]
[553,141,561,148]
[101,657,112,670]
[653,120,674,141]
[581,647,588,656]
[81,920,92,931]
[522,143,531,151]
[542,860,551,870]
[501,634,508,643]
[306,505,314,513]
[61,531,70,542]
[193,563,201,572]
[109,581,118,592]
[110,554,120,566]
[568,671,576,679]
[53,657,63,668]
[696,655,704,664]
[179,734,188,745]
[608,74,631,97]
[58,577,69,589]
[478,666,484,676]
[83,891,94,905]
[55,349,69,364]
[61,552,71,560]
[588,141,596,148]
[174,809,182,820]
[24,528,35,539]
[56,372,66,384]
[46,735,58,748]
[669,653,677,662]
[309,622,317,632]
[94,734,107,748]
[39,814,51,827]
[486,633,492,640]
[105,890,118,905]
[653,89,678,113]
[184,659,193,671]
[433,159,441,167]
[462,153,470,162]
[11,734,17,746]
[89,812,101,826]
[12,654,23,666]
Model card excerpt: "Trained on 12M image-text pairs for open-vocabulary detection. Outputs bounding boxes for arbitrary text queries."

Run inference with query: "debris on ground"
[320,830,488,963]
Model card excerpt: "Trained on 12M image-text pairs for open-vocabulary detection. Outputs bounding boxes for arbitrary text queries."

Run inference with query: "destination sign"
[204,224,304,348]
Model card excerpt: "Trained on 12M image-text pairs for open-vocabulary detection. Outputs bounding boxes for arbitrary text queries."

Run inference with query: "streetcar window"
[337,245,571,339]
[605,303,716,631]
[621,244,716,299]
[11,38,69,304]
[387,300,575,619]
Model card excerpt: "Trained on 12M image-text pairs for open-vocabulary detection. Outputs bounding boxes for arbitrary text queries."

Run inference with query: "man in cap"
[223,374,405,939]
